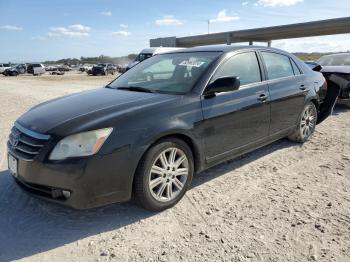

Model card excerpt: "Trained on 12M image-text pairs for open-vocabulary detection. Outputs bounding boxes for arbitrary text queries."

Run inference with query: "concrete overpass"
[150,17,350,48]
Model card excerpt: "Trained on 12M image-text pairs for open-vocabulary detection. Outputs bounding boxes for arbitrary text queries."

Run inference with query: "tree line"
[43,54,138,65]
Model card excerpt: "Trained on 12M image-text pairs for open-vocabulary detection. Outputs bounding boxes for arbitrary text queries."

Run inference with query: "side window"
[290,58,302,75]
[262,52,294,80]
[213,52,261,86]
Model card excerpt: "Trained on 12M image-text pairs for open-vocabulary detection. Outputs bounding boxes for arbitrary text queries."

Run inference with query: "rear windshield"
[317,54,350,66]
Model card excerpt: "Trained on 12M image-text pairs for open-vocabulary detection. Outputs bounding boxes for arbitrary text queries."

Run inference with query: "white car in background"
[126,47,183,71]
[27,63,46,75]
[0,63,12,73]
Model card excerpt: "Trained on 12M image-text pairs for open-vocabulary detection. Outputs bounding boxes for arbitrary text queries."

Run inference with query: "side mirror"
[204,76,240,95]
[312,64,322,72]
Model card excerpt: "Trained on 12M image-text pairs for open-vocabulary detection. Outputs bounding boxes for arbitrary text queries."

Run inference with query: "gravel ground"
[0,73,349,262]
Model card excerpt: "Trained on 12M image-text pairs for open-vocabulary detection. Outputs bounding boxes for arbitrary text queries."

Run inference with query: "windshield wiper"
[116,86,154,93]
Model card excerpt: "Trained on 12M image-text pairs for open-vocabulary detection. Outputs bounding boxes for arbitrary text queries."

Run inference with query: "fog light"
[62,190,71,199]
[51,188,62,199]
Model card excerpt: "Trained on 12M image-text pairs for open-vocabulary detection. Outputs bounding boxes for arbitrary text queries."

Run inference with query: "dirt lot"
[0,73,349,262]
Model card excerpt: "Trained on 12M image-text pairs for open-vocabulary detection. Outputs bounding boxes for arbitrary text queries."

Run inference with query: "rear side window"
[213,52,262,86]
[262,52,294,80]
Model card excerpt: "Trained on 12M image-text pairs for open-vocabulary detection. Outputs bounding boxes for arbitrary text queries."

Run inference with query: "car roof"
[164,45,288,54]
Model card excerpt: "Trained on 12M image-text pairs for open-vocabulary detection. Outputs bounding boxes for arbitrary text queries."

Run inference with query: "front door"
[201,51,270,161]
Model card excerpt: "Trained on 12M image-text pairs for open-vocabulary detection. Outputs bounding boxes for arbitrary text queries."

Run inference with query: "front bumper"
[8,146,136,209]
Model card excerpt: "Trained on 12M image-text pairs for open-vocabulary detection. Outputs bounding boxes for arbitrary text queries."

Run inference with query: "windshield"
[317,54,350,66]
[136,53,153,62]
[108,52,220,94]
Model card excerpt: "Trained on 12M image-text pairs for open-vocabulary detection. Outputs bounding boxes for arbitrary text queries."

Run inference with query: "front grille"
[7,124,50,161]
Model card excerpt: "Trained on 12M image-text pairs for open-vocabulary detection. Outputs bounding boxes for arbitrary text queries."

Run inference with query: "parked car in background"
[50,70,65,75]
[118,64,129,73]
[126,47,183,71]
[0,63,12,73]
[2,67,19,76]
[15,64,27,74]
[8,46,338,211]
[79,64,93,73]
[89,63,116,76]
[27,63,46,75]
[313,53,350,108]
[2,64,27,76]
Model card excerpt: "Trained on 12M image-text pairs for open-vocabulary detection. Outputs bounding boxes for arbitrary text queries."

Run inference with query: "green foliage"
[43,54,138,65]
[293,52,342,62]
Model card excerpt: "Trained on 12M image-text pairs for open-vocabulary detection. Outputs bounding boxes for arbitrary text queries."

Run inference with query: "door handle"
[257,94,268,102]
[299,84,307,91]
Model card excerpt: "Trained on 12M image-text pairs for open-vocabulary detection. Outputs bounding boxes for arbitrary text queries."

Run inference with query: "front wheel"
[288,102,317,143]
[133,138,194,211]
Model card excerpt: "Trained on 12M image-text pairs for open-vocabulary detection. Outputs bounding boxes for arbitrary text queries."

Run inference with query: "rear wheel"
[134,138,194,211]
[288,102,317,143]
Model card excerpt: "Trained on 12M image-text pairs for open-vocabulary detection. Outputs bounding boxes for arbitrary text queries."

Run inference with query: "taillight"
[323,76,328,90]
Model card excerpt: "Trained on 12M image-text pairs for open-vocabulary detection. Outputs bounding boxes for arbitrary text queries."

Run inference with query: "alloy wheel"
[300,104,317,139]
[149,147,189,202]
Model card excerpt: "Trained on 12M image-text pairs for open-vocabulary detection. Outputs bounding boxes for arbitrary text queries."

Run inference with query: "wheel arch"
[141,132,202,174]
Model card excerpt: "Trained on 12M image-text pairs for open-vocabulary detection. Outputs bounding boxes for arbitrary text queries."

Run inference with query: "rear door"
[201,51,270,160]
[260,51,308,134]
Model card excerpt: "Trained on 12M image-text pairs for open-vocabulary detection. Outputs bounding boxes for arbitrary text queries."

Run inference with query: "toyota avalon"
[7,46,336,211]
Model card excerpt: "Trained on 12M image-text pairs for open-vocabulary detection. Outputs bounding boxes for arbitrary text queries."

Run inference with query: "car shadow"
[0,138,297,261]
[333,105,349,115]
[0,171,154,261]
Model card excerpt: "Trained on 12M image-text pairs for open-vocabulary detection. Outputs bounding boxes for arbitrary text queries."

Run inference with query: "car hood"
[17,88,177,135]
[321,66,350,74]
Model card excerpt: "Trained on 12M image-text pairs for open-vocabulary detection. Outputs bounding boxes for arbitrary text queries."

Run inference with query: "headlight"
[49,128,113,160]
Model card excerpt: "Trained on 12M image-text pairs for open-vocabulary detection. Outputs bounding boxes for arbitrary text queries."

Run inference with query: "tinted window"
[291,59,302,75]
[262,52,294,80]
[213,52,261,86]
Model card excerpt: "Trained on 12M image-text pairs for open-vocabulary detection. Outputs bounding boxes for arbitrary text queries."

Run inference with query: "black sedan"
[7,46,337,211]
[317,53,350,108]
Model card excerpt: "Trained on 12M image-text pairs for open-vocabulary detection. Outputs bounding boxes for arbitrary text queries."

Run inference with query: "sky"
[0,0,350,62]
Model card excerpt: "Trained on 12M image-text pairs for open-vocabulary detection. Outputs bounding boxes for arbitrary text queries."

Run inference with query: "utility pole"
[207,20,210,34]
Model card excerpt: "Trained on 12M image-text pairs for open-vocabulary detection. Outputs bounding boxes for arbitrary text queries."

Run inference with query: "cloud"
[242,1,249,6]
[100,11,112,16]
[48,24,90,37]
[256,0,303,7]
[111,30,131,36]
[155,15,183,26]
[68,24,90,32]
[274,37,350,53]
[209,10,240,23]
[32,36,46,40]
[0,25,23,31]
[120,24,128,28]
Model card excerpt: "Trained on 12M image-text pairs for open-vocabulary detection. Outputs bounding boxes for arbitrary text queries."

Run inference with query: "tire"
[133,138,194,211]
[288,102,317,143]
